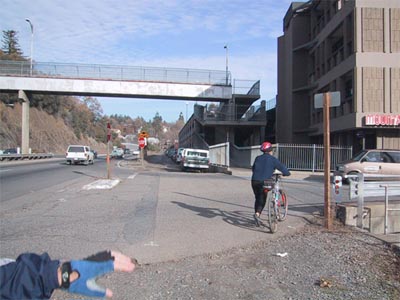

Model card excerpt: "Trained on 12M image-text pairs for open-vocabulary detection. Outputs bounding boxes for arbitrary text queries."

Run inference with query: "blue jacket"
[251,153,290,181]
[0,252,59,299]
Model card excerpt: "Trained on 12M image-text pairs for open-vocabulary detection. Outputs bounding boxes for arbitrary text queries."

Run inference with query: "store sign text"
[365,114,400,126]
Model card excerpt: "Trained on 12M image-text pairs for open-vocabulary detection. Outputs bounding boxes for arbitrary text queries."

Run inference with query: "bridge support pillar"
[18,90,30,154]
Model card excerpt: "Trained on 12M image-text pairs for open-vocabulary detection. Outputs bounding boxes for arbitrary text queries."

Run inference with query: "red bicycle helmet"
[260,141,272,152]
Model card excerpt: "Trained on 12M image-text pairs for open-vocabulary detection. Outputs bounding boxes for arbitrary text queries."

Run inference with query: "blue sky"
[1,0,293,122]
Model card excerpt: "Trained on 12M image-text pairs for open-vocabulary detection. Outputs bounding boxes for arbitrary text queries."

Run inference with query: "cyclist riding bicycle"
[251,141,291,227]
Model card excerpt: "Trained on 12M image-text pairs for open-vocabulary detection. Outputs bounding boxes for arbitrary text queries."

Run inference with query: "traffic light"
[107,122,111,142]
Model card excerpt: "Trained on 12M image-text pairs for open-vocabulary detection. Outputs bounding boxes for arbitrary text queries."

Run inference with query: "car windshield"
[68,146,84,152]
[351,150,368,161]
[187,151,208,158]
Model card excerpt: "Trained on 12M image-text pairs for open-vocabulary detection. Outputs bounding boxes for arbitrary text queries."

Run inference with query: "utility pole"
[323,92,332,230]
[224,45,229,85]
[314,91,340,230]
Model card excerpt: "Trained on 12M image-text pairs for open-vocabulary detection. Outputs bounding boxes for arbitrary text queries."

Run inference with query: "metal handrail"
[379,184,400,235]
[0,60,231,85]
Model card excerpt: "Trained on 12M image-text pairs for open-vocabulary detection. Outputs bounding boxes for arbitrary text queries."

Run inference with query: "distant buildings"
[277,0,400,153]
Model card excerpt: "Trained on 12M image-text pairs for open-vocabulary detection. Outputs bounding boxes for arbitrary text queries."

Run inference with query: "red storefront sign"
[365,114,400,126]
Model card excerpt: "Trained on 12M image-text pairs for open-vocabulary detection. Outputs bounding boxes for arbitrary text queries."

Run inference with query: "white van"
[335,149,400,180]
[181,148,209,172]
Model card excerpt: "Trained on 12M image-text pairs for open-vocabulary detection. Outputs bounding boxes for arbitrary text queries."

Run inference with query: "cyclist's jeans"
[252,180,267,214]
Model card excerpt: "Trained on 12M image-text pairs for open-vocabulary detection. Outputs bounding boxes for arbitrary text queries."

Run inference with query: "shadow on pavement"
[171,200,273,233]
[289,203,324,215]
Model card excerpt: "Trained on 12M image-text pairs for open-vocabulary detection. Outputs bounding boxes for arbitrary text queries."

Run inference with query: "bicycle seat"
[273,170,282,175]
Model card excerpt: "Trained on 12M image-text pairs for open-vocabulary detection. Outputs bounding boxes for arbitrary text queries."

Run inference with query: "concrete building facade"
[277,0,400,153]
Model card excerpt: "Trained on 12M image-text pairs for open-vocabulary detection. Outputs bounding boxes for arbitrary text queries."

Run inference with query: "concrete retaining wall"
[337,200,400,234]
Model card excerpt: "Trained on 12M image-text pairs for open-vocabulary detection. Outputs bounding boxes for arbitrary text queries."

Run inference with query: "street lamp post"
[224,45,228,85]
[25,19,33,76]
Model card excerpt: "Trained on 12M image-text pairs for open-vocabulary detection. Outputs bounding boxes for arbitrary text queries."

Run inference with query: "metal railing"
[203,103,266,122]
[230,143,352,171]
[233,79,260,95]
[275,144,352,172]
[0,153,54,161]
[347,173,400,234]
[0,60,230,85]
[380,183,400,235]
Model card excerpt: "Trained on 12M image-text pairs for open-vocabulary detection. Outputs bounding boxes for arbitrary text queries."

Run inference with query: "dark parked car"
[90,150,98,158]
[3,148,18,154]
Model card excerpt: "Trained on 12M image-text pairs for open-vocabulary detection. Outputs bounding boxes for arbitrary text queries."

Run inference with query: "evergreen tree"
[1,30,23,57]
[152,112,163,138]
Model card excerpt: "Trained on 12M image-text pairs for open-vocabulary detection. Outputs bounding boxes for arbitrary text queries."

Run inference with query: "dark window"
[387,152,400,163]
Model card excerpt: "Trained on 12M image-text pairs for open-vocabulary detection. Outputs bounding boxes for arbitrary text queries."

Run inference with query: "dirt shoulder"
[54,219,400,300]
[123,220,399,300]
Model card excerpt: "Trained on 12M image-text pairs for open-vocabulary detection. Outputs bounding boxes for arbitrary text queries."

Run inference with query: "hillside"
[1,34,184,154]
[0,102,107,154]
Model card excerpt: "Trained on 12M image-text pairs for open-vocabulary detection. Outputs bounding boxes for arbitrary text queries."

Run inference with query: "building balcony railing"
[202,102,266,123]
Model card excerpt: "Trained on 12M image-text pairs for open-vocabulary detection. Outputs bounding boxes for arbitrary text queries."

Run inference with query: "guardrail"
[0,153,54,161]
[346,173,400,234]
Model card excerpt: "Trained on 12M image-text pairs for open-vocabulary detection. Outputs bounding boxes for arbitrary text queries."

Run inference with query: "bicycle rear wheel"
[267,192,278,233]
[277,190,288,221]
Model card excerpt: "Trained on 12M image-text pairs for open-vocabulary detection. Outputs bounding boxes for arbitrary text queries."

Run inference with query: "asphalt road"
[0,157,133,202]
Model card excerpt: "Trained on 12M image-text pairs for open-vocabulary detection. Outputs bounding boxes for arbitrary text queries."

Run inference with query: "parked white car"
[111,148,124,158]
[66,145,94,165]
[181,148,209,172]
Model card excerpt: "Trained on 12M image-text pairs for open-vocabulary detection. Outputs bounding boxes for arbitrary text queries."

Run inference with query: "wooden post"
[107,140,110,179]
[141,147,144,167]
[323,92,332,230]
[107,122,111,179]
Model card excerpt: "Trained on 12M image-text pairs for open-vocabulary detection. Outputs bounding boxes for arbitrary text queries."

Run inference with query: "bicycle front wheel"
[277,190,288,221]
[267,192,278,233]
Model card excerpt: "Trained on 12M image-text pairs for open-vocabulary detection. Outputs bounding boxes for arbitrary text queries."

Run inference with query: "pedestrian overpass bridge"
[0,60,258,154]
[0,60,232,100]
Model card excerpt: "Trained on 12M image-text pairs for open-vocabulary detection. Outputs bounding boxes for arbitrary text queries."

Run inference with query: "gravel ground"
[54,218,399,300]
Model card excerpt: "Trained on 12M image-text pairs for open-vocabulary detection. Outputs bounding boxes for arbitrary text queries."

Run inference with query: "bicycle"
[263,171,288,233]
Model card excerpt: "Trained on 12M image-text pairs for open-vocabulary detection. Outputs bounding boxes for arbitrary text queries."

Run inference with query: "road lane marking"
[82,179,120,190]
[144,241,159,247]
[128,173,137,179]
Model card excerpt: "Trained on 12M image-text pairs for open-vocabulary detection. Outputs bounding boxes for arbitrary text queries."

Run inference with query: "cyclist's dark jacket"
[0,252,59,299]
[251,153,290,181]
